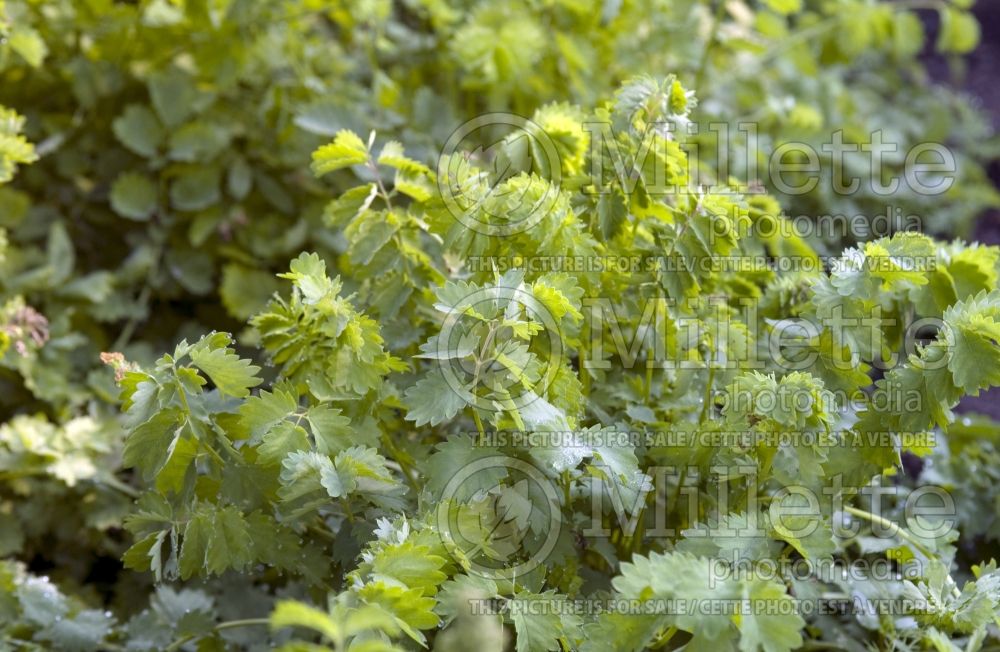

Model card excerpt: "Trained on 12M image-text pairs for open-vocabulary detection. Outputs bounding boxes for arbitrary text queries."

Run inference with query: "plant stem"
[844,506,962,598]
[698,339,715,424]
[369,160,393,210]
[473,409,486,441]
[381,433,420,495]
[650,626,678,649]
[99,475,140,498]
[842,506,935,558]
[164,618,270,651]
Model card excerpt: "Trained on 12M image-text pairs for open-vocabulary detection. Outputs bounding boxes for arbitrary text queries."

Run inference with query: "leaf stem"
[698,336,715,424]
[100,474,140,498]
[473,409,486,441]
[842,506,935,558]
[380,432,420,495]
[368,159,393,210]
[650,626,678,649]
[164,618,270,651]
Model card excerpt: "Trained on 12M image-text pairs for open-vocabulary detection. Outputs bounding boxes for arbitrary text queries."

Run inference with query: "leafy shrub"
[2,2,1000,651]
[0,0,995,421]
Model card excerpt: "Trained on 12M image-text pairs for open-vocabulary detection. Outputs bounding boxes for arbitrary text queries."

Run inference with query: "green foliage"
[20,76,985,651]
[1,2,1000,651]
[0,105,36,184]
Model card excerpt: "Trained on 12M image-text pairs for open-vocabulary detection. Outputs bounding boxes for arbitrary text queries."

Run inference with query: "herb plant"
[1,2,1000,652]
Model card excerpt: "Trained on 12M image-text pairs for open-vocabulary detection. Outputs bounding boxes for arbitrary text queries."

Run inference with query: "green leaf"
[944,291,1000,393]
[220,264,283,320]
[768,495,836,560]
[154,426,198,494]
[168,121,231,162]
[123,409,183,480]
[357,582,439,645]
[403,371,470,427]
[148,68,201,128]
[369,541,447,595]
[762,0,802,15]
[324,183,377,227]
[377,141,430,175]
[306,405,356,455]
[0,107,37,184]
[737,579,805,652]
[170,166,222,211]
[278,450,344,503]
[345,210,397,266]
[188,334,262,398]
[240,387,298,440]
[178,511,211,580]
[270,600,341,642]
[8,26,48,67]
[511,591,570,652]
[39,609,113,651]
[425,436,507,500]
[937,8,980,54]
[394,168,434,202]
[112,105,164,158]
[597,188,627,240]
[227,156,253,199]
[205,505,254,575]
[312,130,369,176]
[258,420,310,466]
[110,172,158,221]
[16,574,69,625]
[334,446,401,498]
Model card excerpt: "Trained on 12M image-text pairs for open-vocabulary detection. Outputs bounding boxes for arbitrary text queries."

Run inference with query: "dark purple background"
[922,3,1000,417]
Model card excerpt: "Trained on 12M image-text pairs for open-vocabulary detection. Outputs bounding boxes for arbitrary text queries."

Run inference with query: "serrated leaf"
[39,609,113,651]
[179,510,212,580]
[270,600,341,641]
[510,591,568,652]
[123,409,183,480]
[204,506,254,575]
[155,426,197,494]
[240,387,298,441]
[377,141,429,174]
[425,436,507,500]
[189,335,262,398]
[306,405,355,455]
[403,371,470,427]
[312,130,369,176]
[324,183,378,227]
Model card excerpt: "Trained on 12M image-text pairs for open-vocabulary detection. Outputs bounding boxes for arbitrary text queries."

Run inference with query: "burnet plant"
[0,1,999,649]
[2,75,989,650]
[0,1,993,423]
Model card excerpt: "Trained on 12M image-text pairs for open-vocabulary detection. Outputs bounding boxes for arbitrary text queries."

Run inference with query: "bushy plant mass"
[2,0,1000,650]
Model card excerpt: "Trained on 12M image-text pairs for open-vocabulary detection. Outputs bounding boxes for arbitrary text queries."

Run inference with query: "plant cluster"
[1,1,1000,651]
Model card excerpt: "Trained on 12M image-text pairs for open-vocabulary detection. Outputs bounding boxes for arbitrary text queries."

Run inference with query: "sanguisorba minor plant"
[0,0,993,430]
[18,75,980,651]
